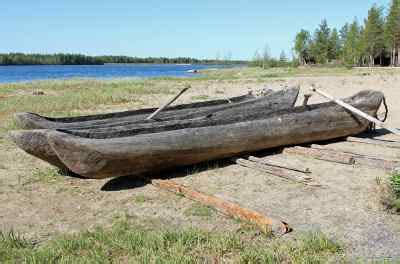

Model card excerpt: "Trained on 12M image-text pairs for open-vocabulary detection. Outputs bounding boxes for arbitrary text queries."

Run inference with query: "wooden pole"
[151,179,291,235]
[283,146,355,165]
[311,144,400,171]
[302,94,312,106]
[311,88,400,135]
[147,85,191,120]
[248,156,311,174]
[233,158,312,184]
[347,136,400,149]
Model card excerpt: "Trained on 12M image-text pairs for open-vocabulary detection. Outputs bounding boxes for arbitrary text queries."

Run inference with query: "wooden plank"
[147,85,191,120]
[283,146,355,165]
[151,179,291,235]
[347,136,400,149]
[312,88,400,135]
[234,158,312,184]
[248,156,311,174]
[311,144,400,171]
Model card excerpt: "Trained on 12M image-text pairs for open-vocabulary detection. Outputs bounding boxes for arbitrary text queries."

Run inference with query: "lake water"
[0,64,232,83]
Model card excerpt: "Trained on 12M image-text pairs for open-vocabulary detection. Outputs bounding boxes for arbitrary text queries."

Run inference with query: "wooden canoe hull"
[10,88,300,169]
[46,90,384,179]
[14,94,255,129]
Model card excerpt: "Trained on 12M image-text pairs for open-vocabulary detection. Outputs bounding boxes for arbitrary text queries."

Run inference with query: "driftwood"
[147,85,190,120]
[347,136,400,149]
[312,88,400,135]
[234,158,312,184]
[14,93,255,130]
[283,146,355,165]
[248,156,311,174]
[10,88,299,168]
[62,87,300,138]
[39,90,384,179]
[311,144,400,171]
[151,179,291,235]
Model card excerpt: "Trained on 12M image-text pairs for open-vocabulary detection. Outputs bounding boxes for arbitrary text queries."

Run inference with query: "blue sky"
[0,0,390,60]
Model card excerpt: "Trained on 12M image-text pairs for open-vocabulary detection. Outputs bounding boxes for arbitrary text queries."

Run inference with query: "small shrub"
[390,172,400,197]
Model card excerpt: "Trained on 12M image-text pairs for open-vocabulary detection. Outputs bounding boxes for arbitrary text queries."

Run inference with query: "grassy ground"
[0,219,342,263]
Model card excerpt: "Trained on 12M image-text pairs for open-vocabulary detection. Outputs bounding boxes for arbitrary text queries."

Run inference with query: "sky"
[0,0,391,60]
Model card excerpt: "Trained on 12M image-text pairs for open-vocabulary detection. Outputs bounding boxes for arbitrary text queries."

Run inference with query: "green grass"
[184,203,214,219]
[390,172,400,197]
[388,172,400,212]
[134,194,150,204]
[0,220,343,263]
[191,95,210,101]
[24,168,64,185]
[0,79,174,116]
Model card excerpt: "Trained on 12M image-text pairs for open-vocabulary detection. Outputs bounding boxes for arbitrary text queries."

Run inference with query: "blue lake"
[0,64,233,83]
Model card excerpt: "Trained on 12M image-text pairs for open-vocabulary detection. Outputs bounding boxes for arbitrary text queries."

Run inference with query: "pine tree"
[329,28,341,61]
[251,50,262,67]
[342,19,363,66]
[279,50,288,64]
[294,29,311,65]
[262,44,271,69]
[362,5,385,66]
[385,0,400,65]
[310,19,331,64]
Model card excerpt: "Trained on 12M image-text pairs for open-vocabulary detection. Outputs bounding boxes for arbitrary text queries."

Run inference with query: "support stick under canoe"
[311,144,400,171]
[248,156,311,174]
[151,179,291,235]
[283,146,355,165]
[311,88,400,135]
[347,136,400,149]
[147,85,191,120]
[233,158,312,184]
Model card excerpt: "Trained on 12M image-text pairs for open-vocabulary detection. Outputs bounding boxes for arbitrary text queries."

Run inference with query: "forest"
[0,53,241,66]
[294,0,400,67]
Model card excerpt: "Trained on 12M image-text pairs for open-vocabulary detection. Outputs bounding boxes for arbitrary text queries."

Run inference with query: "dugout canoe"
[14,93,255,130]
[10,88,300,169]
[42,90,383,179]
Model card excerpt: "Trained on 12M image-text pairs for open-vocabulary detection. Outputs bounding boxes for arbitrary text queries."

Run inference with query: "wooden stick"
[147,85,191,120]
[311,144,400,171]
[302,94,312,106]
[248,156,311,174]
[233,158,312,184]
[151,179,291,235]
[347,136,400,149]
[311,88,400,135]
[284,146,355,165]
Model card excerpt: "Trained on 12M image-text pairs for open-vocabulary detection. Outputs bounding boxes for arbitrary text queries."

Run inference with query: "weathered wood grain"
[347,136,400,149]
[151,179,291,235]
[311,144,400,170]
[62,87,300,138]
[283,146,356,165]
[14,93,255,129]
[248,156,311,174]
[234,158,312,184]
[46,90,383,179]
[10,88,299,167]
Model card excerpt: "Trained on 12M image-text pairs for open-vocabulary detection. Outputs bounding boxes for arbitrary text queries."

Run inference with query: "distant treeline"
[294,0,400,67]
[0,53,245,66]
